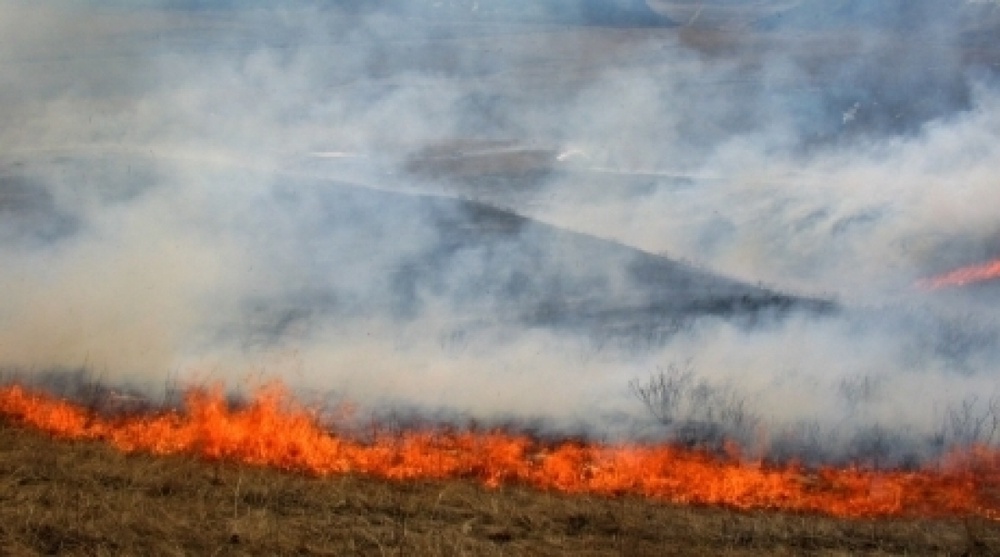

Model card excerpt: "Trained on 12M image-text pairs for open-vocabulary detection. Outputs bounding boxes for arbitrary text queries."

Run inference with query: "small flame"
[918,258,1000,290]
[1,382,998,519]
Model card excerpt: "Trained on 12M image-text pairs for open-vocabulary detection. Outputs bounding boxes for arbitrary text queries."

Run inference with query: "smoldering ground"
[2,1,1000,463]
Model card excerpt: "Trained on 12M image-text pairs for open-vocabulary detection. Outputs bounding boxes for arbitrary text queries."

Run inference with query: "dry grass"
[1,419,999,556]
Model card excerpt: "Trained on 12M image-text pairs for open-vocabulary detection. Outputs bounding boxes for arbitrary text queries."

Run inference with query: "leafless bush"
[847,424,897,470]
[837,373,881,410]
[629,362,760,449]
[933,394,1000,449]
[766,420,840,465]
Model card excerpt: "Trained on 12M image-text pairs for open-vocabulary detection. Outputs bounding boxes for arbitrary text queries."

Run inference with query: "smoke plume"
[2,0,1000,462]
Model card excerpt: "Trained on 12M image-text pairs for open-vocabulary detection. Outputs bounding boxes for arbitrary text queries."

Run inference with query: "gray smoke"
[2,1,1000,463]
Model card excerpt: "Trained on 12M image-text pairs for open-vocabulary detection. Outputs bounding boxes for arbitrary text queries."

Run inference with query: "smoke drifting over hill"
[2,1,1000,462]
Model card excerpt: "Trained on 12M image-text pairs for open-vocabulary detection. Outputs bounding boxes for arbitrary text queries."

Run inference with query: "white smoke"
[2,1,999,462]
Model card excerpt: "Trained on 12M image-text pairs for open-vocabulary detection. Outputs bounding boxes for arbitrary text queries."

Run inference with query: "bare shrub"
[837,373,882,411]
[933,394,1000,449]
[628,362,760,449]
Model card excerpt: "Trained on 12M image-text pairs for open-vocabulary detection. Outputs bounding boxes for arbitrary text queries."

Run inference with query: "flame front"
[918,258,1000,289]
[1,383,997,520]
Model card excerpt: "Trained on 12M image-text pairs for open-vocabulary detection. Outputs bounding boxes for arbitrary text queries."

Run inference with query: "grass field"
[2,419,999,556]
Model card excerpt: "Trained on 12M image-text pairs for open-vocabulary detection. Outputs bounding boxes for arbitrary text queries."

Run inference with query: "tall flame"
[1,382,998,520]
[918,258,1000,290]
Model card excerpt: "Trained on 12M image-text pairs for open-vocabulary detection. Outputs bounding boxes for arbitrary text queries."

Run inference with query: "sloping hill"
[243,172,834,344]
[1,153,832,349]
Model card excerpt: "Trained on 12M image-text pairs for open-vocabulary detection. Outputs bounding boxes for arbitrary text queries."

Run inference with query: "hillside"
[4,151,832,352]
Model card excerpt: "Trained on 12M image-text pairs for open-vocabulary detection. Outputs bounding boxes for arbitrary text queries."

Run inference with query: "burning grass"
[3,380,1000,528]
[3,418,1000,556]
[919,257,1000,289]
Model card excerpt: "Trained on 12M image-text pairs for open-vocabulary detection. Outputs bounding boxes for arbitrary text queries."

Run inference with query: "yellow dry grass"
[1,418,998,556]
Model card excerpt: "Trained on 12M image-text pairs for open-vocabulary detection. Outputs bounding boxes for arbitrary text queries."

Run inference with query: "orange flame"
[918,258,1000,290]
[1,382,998,520]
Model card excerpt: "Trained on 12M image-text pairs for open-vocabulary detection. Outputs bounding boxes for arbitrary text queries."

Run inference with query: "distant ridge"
[245,174,836,345]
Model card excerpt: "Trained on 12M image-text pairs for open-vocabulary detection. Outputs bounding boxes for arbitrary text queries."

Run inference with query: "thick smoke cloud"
[2,0,1000,462]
